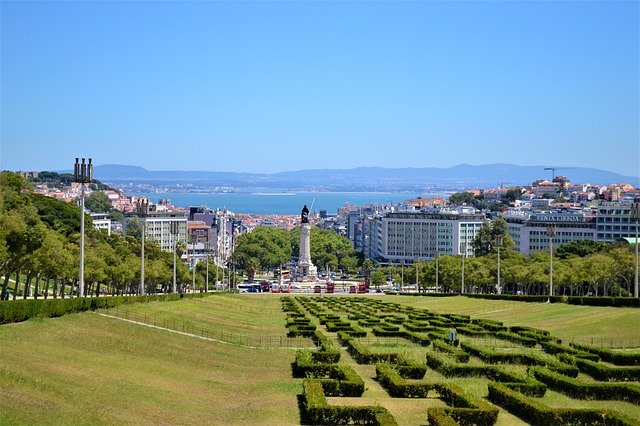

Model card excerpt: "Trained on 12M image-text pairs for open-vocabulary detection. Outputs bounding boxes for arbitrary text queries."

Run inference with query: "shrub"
[570,342,640,366]
[302,379,397,425]
[541,341,599,361]
[433,340,470,363]
[488,382,639,425]
[571,357,640,382]
[0,293,199,324]
[532,367,640,404]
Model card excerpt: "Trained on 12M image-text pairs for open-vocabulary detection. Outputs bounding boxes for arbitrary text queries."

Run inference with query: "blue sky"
[1,1,638,177]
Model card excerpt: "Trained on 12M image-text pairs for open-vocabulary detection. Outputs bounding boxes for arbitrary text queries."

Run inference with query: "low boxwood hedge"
[532,367,640,404]
[0,293,207,324]
[488,382,639,426]
[433,339,470,363]
[570,342,640,366]
[541,341,599,361]
[302,379,397,426]
[570,356,640,382]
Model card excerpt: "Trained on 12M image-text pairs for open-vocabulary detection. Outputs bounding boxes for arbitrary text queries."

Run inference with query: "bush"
[489,382,639,425]
[541,341,599,361]
[302,379,397,425]
[0,293,199,324]
[532,367,640,404]
[571,357,640,382]
[375,363,434,398]
[433,340,470,363]
[570,342,640,366]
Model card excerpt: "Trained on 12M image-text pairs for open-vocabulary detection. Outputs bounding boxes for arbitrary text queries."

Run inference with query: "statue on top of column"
[301,205,309,224]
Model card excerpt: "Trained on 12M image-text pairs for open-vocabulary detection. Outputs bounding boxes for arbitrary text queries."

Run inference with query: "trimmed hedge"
[376,363,434,398]
[394,292,640,308]
[488,382,640,426]
[340,333,398,364]
[302,379,397,426]
[570,342,640,366]
[460,342,579,377]
[0,293,208,324]
[432,339,470,363]
[532,367,640,404]
[570,356,640,382]
[375,364,499,425]
[425,352,546,397]
[541,341,599,361]
[495,331,538,347]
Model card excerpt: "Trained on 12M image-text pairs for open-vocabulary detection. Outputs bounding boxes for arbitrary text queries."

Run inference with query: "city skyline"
[1,1,639,177]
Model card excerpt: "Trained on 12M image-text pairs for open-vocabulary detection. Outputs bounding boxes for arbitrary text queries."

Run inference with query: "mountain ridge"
[88,163,639,190]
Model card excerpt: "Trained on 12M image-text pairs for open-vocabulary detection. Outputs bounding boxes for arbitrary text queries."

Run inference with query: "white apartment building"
[504,211,596,254]
[91,213,112,236]
[378,209,485,262]
[125,211,188,252]
[595,202,640,242]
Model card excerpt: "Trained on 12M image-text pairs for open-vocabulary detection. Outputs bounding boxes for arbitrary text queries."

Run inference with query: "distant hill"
[90,163,639,191]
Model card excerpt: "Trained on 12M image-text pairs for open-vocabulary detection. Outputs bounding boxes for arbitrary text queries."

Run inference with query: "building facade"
[504,211,596,254]
[378,209,485,262]
[595,202,640,242]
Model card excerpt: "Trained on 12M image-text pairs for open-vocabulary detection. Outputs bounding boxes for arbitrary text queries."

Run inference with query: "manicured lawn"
[0,295,300,425]
[1,293,638,425]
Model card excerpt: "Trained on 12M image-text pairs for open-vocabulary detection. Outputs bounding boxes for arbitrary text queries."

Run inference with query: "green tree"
[471,217,514,257]
[371,269,386,289]
[84,191,114,214]
[555,240,610,259]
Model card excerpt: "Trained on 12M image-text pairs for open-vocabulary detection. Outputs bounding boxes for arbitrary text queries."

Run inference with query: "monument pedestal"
[295,217,318,282]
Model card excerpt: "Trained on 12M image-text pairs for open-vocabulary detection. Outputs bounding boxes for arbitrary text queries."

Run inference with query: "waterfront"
[134,191,445,215]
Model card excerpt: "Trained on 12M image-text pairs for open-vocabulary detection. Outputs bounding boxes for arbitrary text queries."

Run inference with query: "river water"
[134,191,446,215]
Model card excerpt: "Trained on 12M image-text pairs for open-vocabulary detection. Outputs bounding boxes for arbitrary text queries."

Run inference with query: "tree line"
[0,172,222,300]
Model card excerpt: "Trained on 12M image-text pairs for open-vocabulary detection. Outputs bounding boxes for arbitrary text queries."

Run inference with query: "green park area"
[1,294,639,425]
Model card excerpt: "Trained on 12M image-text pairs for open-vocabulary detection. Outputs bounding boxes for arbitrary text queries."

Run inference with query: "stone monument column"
[297,205,318,282]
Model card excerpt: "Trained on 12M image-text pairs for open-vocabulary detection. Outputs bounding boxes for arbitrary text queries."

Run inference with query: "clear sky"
[1,1,638,177]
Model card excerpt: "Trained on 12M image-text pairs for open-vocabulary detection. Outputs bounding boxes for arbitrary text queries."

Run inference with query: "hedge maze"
[283,296,640,425]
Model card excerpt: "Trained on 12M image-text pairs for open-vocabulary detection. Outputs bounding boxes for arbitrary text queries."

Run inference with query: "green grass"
[1,293,639,425]
[0,294,300,425]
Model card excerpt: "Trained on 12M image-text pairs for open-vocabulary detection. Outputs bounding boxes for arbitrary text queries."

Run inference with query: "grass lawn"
[0,294,300,425]
[1,293,639,425]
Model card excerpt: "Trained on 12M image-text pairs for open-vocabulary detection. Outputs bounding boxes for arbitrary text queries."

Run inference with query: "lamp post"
[460,242,466,294]
[631,200,640,298]
[73,158,92,298]
[435,252,439,293]
[170,221,179,293]
[205,241,210,293]
[547,223,556,301]
[137,198,150,296]
[496,235,503,295]
[191,234,197,293]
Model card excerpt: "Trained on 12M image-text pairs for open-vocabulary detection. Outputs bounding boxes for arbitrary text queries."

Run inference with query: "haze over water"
[136,191,442,215]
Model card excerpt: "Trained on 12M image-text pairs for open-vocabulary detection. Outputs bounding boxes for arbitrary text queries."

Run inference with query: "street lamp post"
[73,158,92,298]
[460,242,466,294]
[631,200,640,298]
[170,221,179,293]
[205,241,210,293]
[137,198,150,296]
[547,223,556,301]
[496,235,503,294]
[191,235,197,293]
[435,253,439,293]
